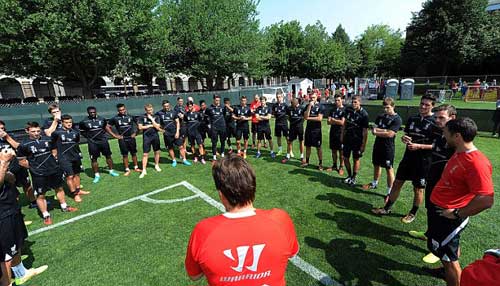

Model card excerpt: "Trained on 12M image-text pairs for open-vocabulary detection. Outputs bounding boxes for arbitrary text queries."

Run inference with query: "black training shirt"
[108,114,136,138]
[207,105,226,130]
[373,113,402,151]
[79,116,108,143]
[51,128,82,162]
[17,136,58,176]
[344,106,369,142]
[273,103,289,126]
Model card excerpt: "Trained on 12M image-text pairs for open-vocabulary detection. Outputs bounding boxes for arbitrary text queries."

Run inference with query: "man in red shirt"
[249,94,261,148]
[428,117,494,286]
[185,155,299,285]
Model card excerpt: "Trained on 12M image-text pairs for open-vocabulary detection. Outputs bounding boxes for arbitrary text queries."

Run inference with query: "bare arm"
[441,195,494,219]
[0,131,20,149]
[105,125,122,139]
[407,142,433,151]
[361,128,368,152]
[188,273,204,281]
[328,117,344,126]
[372,128,396,138]
[0,148,16,185]
[44,113,61,136]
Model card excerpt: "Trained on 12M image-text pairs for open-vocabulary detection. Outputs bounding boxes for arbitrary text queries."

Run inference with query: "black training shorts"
[31,171,64,196]
[118,138,138,156]
[426,203,468,262]
[59,159,84,176]
[305,128,322,147]
[88,141,112,160]
[0,211,28,262]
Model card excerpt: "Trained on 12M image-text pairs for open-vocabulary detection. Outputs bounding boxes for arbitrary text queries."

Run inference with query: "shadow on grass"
[289,167,386,199]
[305,237,424,286]
[315,211,428,254]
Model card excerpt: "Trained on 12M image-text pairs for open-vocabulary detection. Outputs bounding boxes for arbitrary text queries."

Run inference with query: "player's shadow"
[288,167,385,198]
[316,192,393,214]
[315,211,428,254]
[305,237,425,286]
[19,240,36,268]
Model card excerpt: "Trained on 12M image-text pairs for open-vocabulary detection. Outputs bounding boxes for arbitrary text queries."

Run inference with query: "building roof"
[287,78,312,84]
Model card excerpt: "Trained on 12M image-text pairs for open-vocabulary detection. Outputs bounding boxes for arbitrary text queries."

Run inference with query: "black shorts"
[235,127,250,140]
[274,124,289,137]
[426,203,469,262]
[0,211,27,262]
[88,141,112,160]
[395,153,431,188]
[372,145,394,169]
[200,126,209,141]
[211,128,227,143]
[329,130,342,150]
[305,128,322,147]
[288,125,304,142]
[251,122,258,134]
[257,127,272,141]
[143,135,161,153]
[180,124,188,137]
[188,132,203,146]
[163,134,183,150]
[60,159,84,176]
[226,123,236,139]
[118,138,138,156]
[343,140,363,159]
[31,172,63,196]
[14,168,30,188]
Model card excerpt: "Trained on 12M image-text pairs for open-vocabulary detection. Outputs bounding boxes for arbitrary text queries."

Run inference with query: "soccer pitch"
[19,120,500,286]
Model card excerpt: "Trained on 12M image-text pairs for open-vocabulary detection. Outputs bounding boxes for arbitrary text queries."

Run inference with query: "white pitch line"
[140,194,200,204]
[180,181,340,286]
[29,181,186,236]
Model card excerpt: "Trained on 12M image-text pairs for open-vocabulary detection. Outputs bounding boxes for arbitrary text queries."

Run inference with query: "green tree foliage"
[401,0,491,75]
[264,20,306,80]
[356,24,403,77]
[113,0,174,94]
[332,24,361,79]
[0,0,127,97]
[166,0,265,90]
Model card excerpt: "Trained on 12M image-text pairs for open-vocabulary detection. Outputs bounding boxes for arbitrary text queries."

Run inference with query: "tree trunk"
[206,76,214,91]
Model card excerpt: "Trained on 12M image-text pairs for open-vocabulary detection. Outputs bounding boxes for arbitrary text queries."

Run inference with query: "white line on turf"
[29,181,186,236]
[140,194,200,204]
[180,181,340,286]
[28,181,340,286]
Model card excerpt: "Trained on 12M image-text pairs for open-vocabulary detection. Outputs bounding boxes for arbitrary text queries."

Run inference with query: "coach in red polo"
[427,117,494,286]
[185,154,299,285]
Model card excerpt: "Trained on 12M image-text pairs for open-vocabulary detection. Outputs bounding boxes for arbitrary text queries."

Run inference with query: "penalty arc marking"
[28,181,341,286]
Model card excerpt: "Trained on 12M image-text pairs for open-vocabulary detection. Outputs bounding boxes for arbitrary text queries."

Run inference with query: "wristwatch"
[453,208,461,219]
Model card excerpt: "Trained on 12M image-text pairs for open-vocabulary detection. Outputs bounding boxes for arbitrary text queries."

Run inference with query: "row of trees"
[0,0,498,97]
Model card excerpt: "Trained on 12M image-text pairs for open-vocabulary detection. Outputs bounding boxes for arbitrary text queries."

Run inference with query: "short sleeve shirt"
[51,128,81,162]
[344,106,369,142]
[79,116,108,143]
[207,105,226,130]
[306,103,324,130]
[273,103,289,126]
[17,136,58,176]
[185,111,202,136]
[403,114,436,156]
[234,105,252,128]
[137,114,160,138]
[288,106,305,127]
[373,113,402,151]
[329,106,345,134]
[156,109,178,135]
[256,105,272,128]
[108,114,136,138]
[185,209,299,286]
[430,150,494,209]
